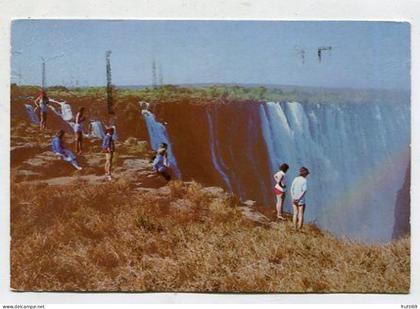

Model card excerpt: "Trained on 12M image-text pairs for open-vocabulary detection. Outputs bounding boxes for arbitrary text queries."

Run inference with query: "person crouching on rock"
[51,129,82,170]
[102,127,115,181]
[152,143,171,181]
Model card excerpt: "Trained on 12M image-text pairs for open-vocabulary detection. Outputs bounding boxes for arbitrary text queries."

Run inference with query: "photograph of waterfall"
[10,20,410,293]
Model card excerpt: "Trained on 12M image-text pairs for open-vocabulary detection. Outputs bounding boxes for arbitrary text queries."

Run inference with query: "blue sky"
[11,20,410,90]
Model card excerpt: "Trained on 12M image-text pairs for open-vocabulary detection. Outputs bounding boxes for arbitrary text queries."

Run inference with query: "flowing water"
[259,101,410,242]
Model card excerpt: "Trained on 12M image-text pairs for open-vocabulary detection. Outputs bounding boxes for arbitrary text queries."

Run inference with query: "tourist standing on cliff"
[34,90,50,130]
[102,127,115,181]
[152,143,171,181]
[290,166,310,231]
[74,107,86,155]
[273,163,289,220]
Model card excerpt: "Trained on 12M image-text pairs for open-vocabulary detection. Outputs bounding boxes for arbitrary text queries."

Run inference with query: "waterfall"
[141,109,181,178]
[133,97,408,243]
[58,102,73,121]
[206,109,233,192]
[260,101,410,243]
[89,120,106,139]
[24,104,40,125]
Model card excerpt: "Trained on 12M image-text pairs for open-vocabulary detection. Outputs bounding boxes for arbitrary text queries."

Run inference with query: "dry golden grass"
[11,180,410,293]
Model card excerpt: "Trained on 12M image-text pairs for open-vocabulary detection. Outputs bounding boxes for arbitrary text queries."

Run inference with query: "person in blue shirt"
[51,129,82,170]
[152,143,171,181]
[291,166,310,231]
[102,127,115,181]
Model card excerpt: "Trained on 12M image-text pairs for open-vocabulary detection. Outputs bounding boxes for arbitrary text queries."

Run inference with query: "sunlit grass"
[11,179,410,292]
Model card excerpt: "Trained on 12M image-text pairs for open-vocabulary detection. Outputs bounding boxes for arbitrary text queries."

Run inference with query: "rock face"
[153,101,273,206]
[392,162,411,239]
[11,93,149,141]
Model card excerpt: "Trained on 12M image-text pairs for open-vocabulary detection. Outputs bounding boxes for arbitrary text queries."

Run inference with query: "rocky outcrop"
[392,162,411,239]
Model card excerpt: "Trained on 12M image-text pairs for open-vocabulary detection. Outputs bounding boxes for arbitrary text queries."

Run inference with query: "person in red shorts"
[273,163,289,220]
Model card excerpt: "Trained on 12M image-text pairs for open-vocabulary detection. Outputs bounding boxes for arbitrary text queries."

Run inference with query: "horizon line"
[11,82,410,93]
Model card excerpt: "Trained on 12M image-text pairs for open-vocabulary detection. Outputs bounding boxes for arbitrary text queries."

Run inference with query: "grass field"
[11,179,410,292]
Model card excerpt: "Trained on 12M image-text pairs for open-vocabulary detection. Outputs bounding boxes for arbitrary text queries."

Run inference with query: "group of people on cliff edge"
[273,164,310,231]
[32,90,308,227]
[32,90,117,181]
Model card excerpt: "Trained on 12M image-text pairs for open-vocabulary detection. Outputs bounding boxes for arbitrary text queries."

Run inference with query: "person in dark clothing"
[152,143,171,181]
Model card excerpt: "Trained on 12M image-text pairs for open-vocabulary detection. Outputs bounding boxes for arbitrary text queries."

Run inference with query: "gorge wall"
[151,101,273,206]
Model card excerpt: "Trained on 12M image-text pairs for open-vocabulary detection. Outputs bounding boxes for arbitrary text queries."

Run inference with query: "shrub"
[169,180,184,199]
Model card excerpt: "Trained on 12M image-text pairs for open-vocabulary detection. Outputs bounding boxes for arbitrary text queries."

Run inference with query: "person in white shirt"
[273,163,289,220]
[290,166,310,230]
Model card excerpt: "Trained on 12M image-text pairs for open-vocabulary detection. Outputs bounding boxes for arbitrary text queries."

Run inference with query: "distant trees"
[13,83,403,106]
[256,86,267,100]
[47,85,69,92]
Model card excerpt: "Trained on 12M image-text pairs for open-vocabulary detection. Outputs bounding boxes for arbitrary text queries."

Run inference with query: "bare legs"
[40,112,47,130]
[292,203,305,230]
[276,193,286,220]
[105,152,113,180]
[75,132,83,154]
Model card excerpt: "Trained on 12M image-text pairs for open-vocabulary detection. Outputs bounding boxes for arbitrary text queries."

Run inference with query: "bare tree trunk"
[106,50,114,115]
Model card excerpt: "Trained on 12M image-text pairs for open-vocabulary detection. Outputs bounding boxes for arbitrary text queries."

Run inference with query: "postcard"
[10,19,410,293]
